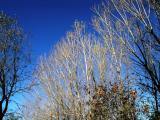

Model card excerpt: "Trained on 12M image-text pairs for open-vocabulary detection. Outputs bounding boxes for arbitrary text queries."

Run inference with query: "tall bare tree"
[92,0,160,117]
[0,12,31,119]
[30,21,136,120]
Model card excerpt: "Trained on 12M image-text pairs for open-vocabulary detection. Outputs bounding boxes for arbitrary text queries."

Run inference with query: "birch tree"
[31,21,136,120]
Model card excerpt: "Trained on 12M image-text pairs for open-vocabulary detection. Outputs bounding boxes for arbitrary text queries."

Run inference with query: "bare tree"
[92,0,160,117]
[0,12,31,119]
[31,21,136,120]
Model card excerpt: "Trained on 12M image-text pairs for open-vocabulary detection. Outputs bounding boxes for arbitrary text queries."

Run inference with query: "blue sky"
[0,0,100,62]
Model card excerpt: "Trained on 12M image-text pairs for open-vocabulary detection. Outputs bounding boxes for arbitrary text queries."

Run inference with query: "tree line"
[0,0,160,120]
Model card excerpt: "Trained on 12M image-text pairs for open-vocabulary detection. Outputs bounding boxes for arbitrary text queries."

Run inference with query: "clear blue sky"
[0,0,100,62]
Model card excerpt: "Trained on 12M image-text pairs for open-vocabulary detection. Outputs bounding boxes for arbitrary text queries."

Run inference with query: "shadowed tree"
[0,12,31,119]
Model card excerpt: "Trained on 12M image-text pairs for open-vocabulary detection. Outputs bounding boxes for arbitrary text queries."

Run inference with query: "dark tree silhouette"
[0,12,31,119]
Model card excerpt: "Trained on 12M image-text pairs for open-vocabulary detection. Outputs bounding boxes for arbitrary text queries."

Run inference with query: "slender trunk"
[154,89,159,112]
[0,102,4,120]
